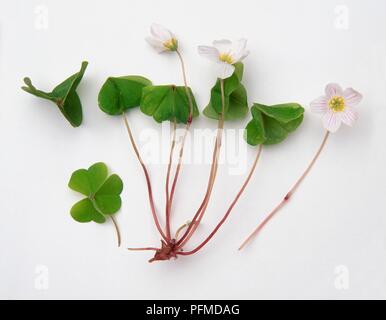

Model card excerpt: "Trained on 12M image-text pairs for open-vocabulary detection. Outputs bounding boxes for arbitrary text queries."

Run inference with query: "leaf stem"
[165,50,195,232]
[167,121,191,215]
[122,113,168,241]
[179,145,263,256]
[238,131,330,251]
[176,79,226,248]
[110,215,121,247]
[165,119,177,239]
[176,50,194,118]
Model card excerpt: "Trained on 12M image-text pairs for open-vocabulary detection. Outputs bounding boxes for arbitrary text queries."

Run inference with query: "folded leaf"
[245,103,304,146]
[21,61,88,127]
[140,85,199,123]
[256,103,304,123]
[203,63,248,121]
[98,76,152,115]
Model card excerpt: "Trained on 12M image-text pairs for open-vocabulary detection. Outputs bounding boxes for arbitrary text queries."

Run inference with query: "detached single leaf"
[21,61,88,127]
[68,162,123,224]
[245,103,304,146]
[140,85,199,123]
[98,75,152,115]
[203,63,248,121]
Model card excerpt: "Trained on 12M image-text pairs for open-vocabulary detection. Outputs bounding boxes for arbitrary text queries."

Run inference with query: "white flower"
[310,83,363,133]
[198,39,249,79]
[145,23,178,53]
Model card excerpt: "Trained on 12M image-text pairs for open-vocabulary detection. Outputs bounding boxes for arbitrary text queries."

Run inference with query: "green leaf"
[68,162,123,223]
[203,62,248,121]
[244,107,265,146]
[21,61,88,127]
[87,162,109,193]
[68,169,91,196]
[98,75,152,115]
[256,103,304,123]
[245,103,305,146]
[68,162,108,196]
[70,198,106,223]
[95,174,123,215]
[140,85,199,123]
[204,83,249,121]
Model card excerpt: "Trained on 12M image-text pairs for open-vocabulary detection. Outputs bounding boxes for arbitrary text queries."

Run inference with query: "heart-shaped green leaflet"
[21,61,88,127]
[140,85,199,123]
[68,162,123,223]
[98,76,152,115]
[245,103,305,146]
[203,63,249,121]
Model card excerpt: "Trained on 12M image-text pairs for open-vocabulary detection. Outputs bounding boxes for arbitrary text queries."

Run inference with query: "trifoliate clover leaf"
[21,61,88,127]
[98,75,152,115]
[245,103,304,146]
[68,162,123,223]
[203,63,249,121]
[140,85,199,123]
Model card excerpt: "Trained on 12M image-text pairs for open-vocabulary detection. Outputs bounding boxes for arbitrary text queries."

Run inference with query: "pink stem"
[122,113,168,242]
[176,79,225,247]
[238,131,330,250]
[165,119,177,239]
[179,145,263,255]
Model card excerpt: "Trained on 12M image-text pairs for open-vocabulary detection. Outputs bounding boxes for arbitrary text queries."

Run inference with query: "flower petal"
[310,95,329,114]
[322,110,342,133]
[213,39,232,53]
[231,38,249,62]
[325,83,343,99]
[197,46,220,62]
[150,23,173,41]
[343,88,363,107]
[145,37,167,53]
[340,106,358,126]
[217,62,235,79]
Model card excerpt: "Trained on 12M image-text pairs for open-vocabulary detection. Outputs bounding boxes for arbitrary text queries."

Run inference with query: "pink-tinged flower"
[198,39,249,79]
[145,23,178,53]
[310,83,363,133]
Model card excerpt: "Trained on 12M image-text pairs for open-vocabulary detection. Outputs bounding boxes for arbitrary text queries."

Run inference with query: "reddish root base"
[148,240,181,263]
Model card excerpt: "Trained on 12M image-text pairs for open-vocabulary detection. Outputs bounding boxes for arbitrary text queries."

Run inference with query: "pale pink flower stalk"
[239,83,363,251]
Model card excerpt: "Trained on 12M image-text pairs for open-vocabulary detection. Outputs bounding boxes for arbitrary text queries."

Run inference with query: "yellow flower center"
[328,96,345,112]
[163,38,178,51]
[219,53,234,64]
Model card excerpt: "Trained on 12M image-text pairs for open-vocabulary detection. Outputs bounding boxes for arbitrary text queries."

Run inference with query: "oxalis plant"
[99,24,304,262]
[21,23,363,263]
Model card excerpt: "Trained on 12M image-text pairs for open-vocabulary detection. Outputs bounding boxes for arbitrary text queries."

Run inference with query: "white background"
[0,0,385,299]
